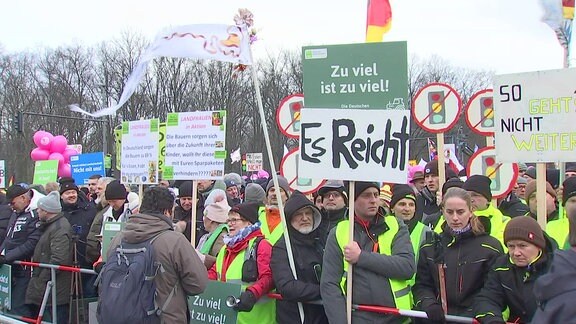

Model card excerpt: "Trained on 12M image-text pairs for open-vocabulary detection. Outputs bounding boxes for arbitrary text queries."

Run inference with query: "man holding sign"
[321,182,414,324]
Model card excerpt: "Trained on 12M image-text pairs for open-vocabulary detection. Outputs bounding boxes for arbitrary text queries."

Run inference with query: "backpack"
[97,232,175,324]
[241,236,263,283]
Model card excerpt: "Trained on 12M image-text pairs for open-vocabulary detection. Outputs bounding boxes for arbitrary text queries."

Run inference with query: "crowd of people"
[0,160,575,323]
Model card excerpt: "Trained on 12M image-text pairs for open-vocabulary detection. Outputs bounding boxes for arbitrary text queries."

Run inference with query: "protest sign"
[115,123,166,172]
[188,281,242,324]
[120,119,159,184]
[0,265,11,311]
[246,153,263,172]
[299,42,409,182]
[413,83,462,133]
[0,160,5,189]
[280,148,325,194]
[164,111,226,180]
[276,94,304,138]
[465,89,495,136]
[467,147,518,199]
[70,152,105,184]
[101,222,124,262]
[33,160,58,185]
[494,68,576,162]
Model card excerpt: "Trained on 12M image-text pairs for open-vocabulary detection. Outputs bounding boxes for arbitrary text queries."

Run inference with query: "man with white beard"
[270,191,329,323]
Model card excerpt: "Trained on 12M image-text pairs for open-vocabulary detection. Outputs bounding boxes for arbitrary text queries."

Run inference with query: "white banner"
[120,119,159,184]
[298,108,410,182]
[69,24,252,117]
[164,111,226,180]
[494,68,576,162]
[246,153,263,172]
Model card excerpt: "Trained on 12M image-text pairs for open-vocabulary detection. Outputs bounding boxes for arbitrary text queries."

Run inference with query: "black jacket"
[271,191,328,324]
[473,235,555,323]
[498,192,529,218]
[61,193,97,267]
[0,207,42,276]
[0,205,13,247]
[416,188,441,228]
[413,225,503,320]
[531,248,576,323]
[318,207,347,245]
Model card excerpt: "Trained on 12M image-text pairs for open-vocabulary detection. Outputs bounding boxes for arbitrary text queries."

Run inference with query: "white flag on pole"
[69,24,253,117]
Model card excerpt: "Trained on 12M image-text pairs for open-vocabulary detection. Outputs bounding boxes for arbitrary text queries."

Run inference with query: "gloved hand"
[425,303,446,323]
[234,290,257,312]
[94,262,105,274]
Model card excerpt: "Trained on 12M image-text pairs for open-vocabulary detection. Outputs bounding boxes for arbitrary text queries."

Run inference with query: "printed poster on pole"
[0,160,5,189]
[299,41,409,182]
[120,119,159,184]
[163,111,226,180]
[494,68,576,162]
[246,153,263,172]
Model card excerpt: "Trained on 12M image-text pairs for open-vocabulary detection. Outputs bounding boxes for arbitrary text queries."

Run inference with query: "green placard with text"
[33,160,58,186]
[101,222,125,261]
[188,281,242,324]
[302,41,408,110]
[0,265,11,311]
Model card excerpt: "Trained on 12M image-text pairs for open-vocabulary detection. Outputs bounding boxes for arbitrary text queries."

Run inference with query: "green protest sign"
[188,281,242,324]
[101,222,124,261]
[302,41,407,110]
[33,160,58,186]
[0,265,11,311]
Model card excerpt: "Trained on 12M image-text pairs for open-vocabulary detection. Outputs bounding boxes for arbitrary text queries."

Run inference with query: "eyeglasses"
[227,218,243,224]
[323,192,342,199]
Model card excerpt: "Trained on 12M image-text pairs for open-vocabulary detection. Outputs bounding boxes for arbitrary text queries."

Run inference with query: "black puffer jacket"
[473,235,555,323]
[413,225,503,320]
[271,191,328,324]
[61,193,97,267]
[1,207,42,276]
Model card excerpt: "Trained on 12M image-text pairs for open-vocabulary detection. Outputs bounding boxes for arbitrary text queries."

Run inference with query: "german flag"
[366,0,392,42]
[564,0,575,19]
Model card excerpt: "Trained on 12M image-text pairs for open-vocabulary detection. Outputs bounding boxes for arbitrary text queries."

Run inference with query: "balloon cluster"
[30,131,78,177]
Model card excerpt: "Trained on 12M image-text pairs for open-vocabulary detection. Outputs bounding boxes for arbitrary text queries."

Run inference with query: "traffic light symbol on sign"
[242,154,247,172]
[479,97,494,128]
[428,91,445,124]
[482,155,500,192]
[289,101,303,132]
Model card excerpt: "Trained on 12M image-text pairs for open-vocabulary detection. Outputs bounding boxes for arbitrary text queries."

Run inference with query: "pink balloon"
[257,170,269,179]
[63,149,79,163]
[48,152,65,166]
[50,135,68,153]
[33,131,54,150]
[58,163,71,178]
[30,148,50,161]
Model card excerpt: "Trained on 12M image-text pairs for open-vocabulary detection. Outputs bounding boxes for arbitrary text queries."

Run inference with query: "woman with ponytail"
[412,187,503,323]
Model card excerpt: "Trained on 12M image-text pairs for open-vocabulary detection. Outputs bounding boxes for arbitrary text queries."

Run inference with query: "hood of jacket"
[284,191,322,232]
[121,213,174,244]
[534,249,576,303]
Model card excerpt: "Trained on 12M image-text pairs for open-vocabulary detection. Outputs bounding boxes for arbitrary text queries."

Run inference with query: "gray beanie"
[245,183,266,204]
[266,175,291,197]
[37,191,62,214]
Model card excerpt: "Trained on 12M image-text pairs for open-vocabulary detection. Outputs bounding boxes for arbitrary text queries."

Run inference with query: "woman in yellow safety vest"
[208,202,276,324]
[413,188,503,323]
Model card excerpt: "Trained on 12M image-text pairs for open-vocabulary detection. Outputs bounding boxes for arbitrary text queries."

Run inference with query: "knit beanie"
[516,176,528,185]
[354,182,380,200]
[563,177,576,206]
[462,175,492,201]
[59,182,78,195]
[424,160,438,176]
[442,177,464,196]
[379,184,393,207]
[503,216,546,249]
[244,183,266,204]
[390,184,416,208]
[266,175,291,197]
[204,191,231,223]
[525,180,556,201]
[518,162,528,173]
[178,181,193,198]
[37,191,62,213]
[230,202,260,224]
[566,162,576,173]
[105,180,127,201]
[525,166,536,180]
[546,169,560,189]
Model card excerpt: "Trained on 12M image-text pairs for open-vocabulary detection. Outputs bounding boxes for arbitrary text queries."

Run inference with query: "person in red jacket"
[208,202,275,323]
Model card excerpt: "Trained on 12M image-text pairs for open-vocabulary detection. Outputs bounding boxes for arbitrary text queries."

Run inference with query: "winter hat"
[204,191,231,223]
[566,162,576,173]
[205,189,227,206]
[424,160,439,176]
[37,191,62,214]
[6,185,29,201]
[390,184,416,208]
[462,175,492,201]
[562,177,576,206]
[518,162,528,173]
[178,181,193,198]
[59,182,78,195]
[524,166,537,180]
[58,177,75,186]
[230,202,260,224]
[354,182,380,200]
[516,177,528,185]
[442,177,464,195]
[379,184,393,207]
[525,180,556,201]
[224,173,243,186]
[225,179,238,188]
[410,171,424,183]
[105,180,127,201]
[284,190,321,227]
[546,169,560,189]
[244,183,266,204]
[318,180,348,200]
[503,216,546,249]
[266,175,291,197]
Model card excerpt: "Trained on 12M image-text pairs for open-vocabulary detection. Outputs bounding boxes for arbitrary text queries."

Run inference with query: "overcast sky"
[0,0,569,75]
